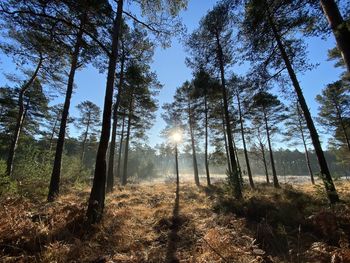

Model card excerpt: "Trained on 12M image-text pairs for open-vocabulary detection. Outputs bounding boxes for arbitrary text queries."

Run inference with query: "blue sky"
[0,0,344,149]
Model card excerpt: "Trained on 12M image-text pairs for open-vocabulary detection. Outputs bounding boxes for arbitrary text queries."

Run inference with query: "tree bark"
[232,136,243,186]
[297,104,315,184]
[215,31,242,199]
[320,0,350,74]
[6,56,43,177]
[188,100,200,186]
[48,20,84,202]
[86,0,124,223]
[49,116,59,152]
[260,141,270,184]
[80,113,91,165]
[106,51,125,193]
[175,143,179,185]
[204,95,211,186]
[116,113,126,182]
[222,111,232,174]
[121,106,132,186]
[267,10,339,203]
[263,110,279,188]
[237,93,254,189]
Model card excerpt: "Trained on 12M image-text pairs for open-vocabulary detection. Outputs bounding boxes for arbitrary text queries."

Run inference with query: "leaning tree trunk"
[188,101,200,186]
[263,110,279,188]
[121,106,132,186]
[6,56,42,177]
[106,52,125,193]
[297,104,315,184]
[204,95,211,186]
[48,21,84,202]
[320,0,350,74]
[86,0,124,224]
[116,113,126,181]
[267,10,339,203]
[237,94,254,189]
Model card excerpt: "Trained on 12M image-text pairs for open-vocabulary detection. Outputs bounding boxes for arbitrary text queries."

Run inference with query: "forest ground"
[1,178,350,262]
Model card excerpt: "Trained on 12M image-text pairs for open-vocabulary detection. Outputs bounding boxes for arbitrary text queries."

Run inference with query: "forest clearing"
[1,179,350,263]
[1,0,350,262]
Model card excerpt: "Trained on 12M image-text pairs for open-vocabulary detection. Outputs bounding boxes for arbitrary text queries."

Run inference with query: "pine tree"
[75,101,101,166]
[316,81,350,151]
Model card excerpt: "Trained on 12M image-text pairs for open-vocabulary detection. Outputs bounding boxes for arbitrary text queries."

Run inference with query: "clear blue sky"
[0,0,344,149]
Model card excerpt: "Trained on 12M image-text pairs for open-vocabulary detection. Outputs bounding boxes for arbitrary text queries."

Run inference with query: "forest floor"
[1,179,350,262]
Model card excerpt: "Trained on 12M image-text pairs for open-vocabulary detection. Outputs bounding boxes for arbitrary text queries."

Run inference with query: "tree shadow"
[165,182,180,263]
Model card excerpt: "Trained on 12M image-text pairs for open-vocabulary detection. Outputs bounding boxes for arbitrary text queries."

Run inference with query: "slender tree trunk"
[121,108,132,186]
[188,101,200,186]
[86,0,124,223]
[6,56,42,177]
[215,33,242,199]
[175,143,179,185]
[232,136,243,186]
[49,117,59,152]
[237,94,254,188]
[117,113,126,181]
[267,10,339,203]
[222,113,232,174]
[260,141,270,184]
[204,96,211,186]
[81,114,91,165]
[263,110,279,188]
[297,105,315,184]
[48,21,84,202]
[106,52,125,193]
[320,0,350,73]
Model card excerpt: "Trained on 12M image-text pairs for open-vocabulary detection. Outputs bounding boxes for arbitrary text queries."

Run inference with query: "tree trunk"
[297,104,315,184]
[222,112,232,174]
[237,93,254,188]
[260,141,270,184]
[232,136,243,186]
[117,113,126,181]
[86,0,124,223]
[81,113,91,165]
[106,52,125,193]
[204,95,211,186]
[267,10,339,203]
[188,101,200,186]
[6,56,42,177]
[49,116,59,152]
[175,143,179,185]
[215,32,242,199]
[320,0,350,73]
[263,110,279,188]
[48,21,84,202]
[121,108,132,186]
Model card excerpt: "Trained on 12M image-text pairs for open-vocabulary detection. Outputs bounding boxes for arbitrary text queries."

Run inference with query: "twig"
[194,233,231,263]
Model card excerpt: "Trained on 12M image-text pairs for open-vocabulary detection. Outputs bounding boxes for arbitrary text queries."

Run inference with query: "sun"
[171,129,182,143]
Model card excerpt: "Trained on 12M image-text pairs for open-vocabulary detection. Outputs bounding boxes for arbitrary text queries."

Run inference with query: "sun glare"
[171,130,182,143]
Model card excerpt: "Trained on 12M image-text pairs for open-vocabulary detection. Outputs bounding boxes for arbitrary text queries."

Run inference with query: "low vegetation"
[1,180,350,262]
